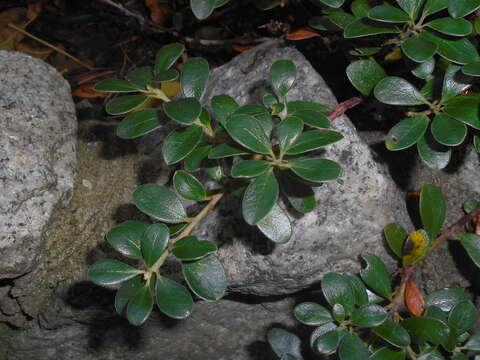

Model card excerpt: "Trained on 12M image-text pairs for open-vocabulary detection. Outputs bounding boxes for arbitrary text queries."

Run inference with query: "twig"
[327,97,362,121]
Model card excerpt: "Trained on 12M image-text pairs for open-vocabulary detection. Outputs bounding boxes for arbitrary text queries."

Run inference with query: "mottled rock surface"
[0,51,77,278]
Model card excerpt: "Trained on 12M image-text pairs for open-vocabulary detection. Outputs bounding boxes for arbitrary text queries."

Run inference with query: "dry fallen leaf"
[72,83,108,98]
[286,28,321,40]
[405,279,425,317]
[232,45,252,52]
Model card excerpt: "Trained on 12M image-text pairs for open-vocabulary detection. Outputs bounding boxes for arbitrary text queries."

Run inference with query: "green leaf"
[462,61,480,76]
[205,162,223,182]
[125,67,153,89]
[396,0,424,18]
[465,333,480,350]
[384,223,408,258]
[444,94,480,129]
[182,254,226,301]
[425,287,467,312]
[402,34,437,62]
[420,77,435,100]
[211,95,239,127]
[464,200,479,213]
[327,10,356,29]
[190,0,216,19]
[460,233,480,268]
[173,236,217,261]
[360,253,392,299]
[156,68,179,83]
[374,77,428,105]
[279,172,316,213]
[235,105,273,137]
[256,203,292,244]
[317,0,345,7]
[442,65,473,101]
[385,115,429,151]
[332,303,346,322]
[269,60,297,99]
[431,114,467,146]
[338,333,369,360]
[242,171,279,225]
[351,0,370,17]
[162,125,203,165]
[412,58,435,79]
[417,349,445,360]
[349,47,382,56]
[126,282,153,326]
[286,130,343,155]
[294,302,332,326]
[421,30,479,65]
[374,320,411,348]
[117,109,162,139]
[286,101,330,115]
[419,184,446,240]
[290,158,341,183]
[368,5,411,22]
[448,0,480,18]
[401,317,450,344]
[322,273,355,314]
[346,59,387,96]
[184,144,212,172]
[208,144,249,159]
[262,92,277,107]
[231,160,270,178]
[370,348,406,360]
[95,78,139,93]
[163,98,202,125]
[310,322,337,348]
[315,330,342,355]
[277,116,304,154]
[426,17,472,36]
[181,57,209,100]
[267,328,302,359]
[225,113,272,154]
[156,276,193,319]
[169,223,187,236]
[423,0,448,16]
[448,300,478,333]
[140,223,169,267]
[105,95,149,115]
[344,18,400,38]
[417,136,451,170]
[290,110,330,129]
[106,221,149,259]
[344,273,369,306]
[425,305,448,322]
[115,275,144,314]
[155,43,184,75]
[89,260,140,286]
[351,304,388,327]
[173,170,206,201]
[133,184,187,223]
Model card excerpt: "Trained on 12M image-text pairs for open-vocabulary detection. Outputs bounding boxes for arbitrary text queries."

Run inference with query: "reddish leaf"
[72,83,108,98]
[144,0,171,24]
[405,280,425,317]
[286,28,321,41]
[232,45,253,52]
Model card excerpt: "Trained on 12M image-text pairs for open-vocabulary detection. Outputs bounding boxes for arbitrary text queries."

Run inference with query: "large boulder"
[0,51,77,279]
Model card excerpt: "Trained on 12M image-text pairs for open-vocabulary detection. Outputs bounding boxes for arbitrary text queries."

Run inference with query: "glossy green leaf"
[431,114,467,146]
[423,0,448,16]
[163,98,202,125]
[385,115,429,151]
[360,253,392,299]
[256,203,292,244]
[89,260,140,286]
[417,349,445,360]
[402,35,437,62]
[133,184,187,223]
[421,30,479,64]
[286,130,343,155]
[155,43,184,74]
[412,58,435,79]
[344,18,400,38]
[117,109,162,139]
[444,94,480,129]
[370,348,406,360]
[234,105,273,137]
[465,332,480,350]
[420,184,446,240]
[106,221,149,259]
[327,10,356,29]
[225,113,272,154]
[191,0,216,19]
[172,236,217,261]
[402,317,450,344]
[464,200,479,213]
[332,303,346,322]
[351,0,370,17]
[425,305,448,322]
[182,254,226,301]
[267,328,302,359]
[95,78,139,93]
[344,273,369,306]
[105,95,149,115]
[269,60,296,98]
[384,223,408,258]
[277,116,304,154]
[286,101,330,115]
[115,275,143,314]
[163,125,203,165]
[396,0,424,18]
[242,171,278,225]
[156,68,179,83]
[317,0,345,7]
[279,172,316,213]
[205,162,223,182]
[426,17,472,36]
[417,136,451,170]
[310,323,337,349]
[338,333,369,360]
[368,5,410,22]
[181,57,209,100]
[156,276,193,319]
[374,320,411,348]
[211,95,239,126]
[169,223,187,236]
[351,304,387,327]
[346,59,387,95]
[208,144,249,159]
[460,233,480,267]
[173,170,206,201]
[126,282,153,326]
[125,67,152,89]
[374,77,428,105]
[294,302,332,326]
[184,144,212,172]
[291,110,330,129]
[140,223,169,267]
[425,287,467,312]
[290,158,341,183]
[448,0,480,18]
[321,273,355,313]
[448,300,478,333]
[462,61,480,76]
[231,160,270,178]
[442,65,473,101]
[315,330,342,355]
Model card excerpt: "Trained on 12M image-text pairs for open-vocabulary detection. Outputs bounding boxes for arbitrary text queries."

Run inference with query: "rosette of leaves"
[88,186,227,326]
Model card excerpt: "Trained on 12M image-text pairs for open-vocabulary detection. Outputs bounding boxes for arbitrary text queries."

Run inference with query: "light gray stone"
[0,51,77,278]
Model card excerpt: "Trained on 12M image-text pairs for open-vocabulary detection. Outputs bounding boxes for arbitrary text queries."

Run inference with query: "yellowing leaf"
[403,230,430,266]
[384,46,402,62]
[161,81,181,97]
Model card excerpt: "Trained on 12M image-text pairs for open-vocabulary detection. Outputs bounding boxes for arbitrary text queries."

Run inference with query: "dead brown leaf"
[145,0,172,24]
[72,83,108,98]
[286,28,321,41]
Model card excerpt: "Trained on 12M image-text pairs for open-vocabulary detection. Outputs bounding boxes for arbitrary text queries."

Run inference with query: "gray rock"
[0,51,77,278]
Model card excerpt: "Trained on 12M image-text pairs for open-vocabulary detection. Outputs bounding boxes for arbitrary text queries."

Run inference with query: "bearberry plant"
[88,42,344,325]
[268,184,480,359]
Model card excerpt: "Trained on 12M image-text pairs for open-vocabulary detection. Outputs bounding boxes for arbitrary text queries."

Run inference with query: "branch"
[327,97,362,121]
